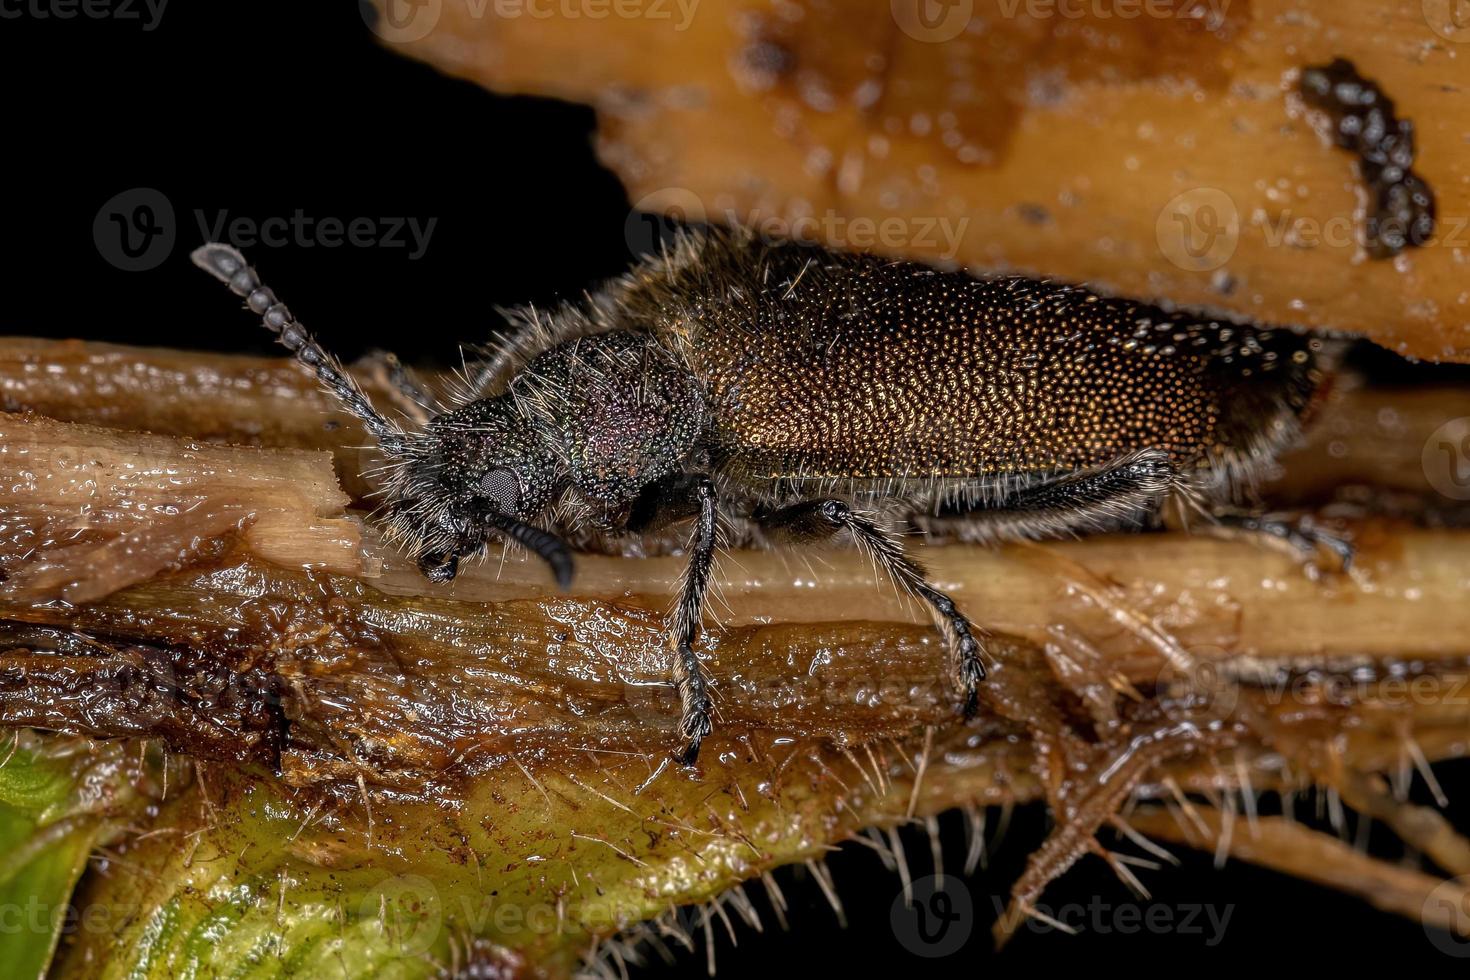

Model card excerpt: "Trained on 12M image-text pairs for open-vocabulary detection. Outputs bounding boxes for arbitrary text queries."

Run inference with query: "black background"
[4,2,1468,974]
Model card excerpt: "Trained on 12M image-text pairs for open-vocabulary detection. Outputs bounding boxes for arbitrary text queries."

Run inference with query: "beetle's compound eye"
[478,467,522,513]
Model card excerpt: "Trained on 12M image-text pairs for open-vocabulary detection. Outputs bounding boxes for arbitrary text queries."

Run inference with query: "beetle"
[192,227,1350,765]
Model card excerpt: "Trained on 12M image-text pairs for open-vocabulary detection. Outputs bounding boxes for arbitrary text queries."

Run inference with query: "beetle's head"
[189,242,573,588]
[381,394,572,586]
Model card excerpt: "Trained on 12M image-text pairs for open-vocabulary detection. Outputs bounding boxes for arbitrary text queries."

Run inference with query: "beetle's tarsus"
[958,637,986,719]
[418,552,459,583]
[1207,508,1356,577]
[755,497,991,724]
[923,587,988,719]
[674,688,712,766]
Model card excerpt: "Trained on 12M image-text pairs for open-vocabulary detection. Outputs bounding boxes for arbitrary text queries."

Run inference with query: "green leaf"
[0,742,113,980]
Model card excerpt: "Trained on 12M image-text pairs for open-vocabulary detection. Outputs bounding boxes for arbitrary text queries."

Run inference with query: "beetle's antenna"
[488,512,574,589]
[191,243,407,453]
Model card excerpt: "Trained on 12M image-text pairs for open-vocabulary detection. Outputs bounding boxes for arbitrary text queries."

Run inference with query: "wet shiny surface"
[2,341,1468,975]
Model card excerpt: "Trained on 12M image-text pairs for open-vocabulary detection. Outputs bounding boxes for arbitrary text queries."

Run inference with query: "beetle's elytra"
[193,227,1349,765]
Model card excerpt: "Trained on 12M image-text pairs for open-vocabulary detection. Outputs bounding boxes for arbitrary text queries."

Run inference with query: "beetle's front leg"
[416,549,462,582]
[669,476,719,765]
[758,499,988,717]
[415,532,480,583]
[356,348,438,425]
[623,473,721,764]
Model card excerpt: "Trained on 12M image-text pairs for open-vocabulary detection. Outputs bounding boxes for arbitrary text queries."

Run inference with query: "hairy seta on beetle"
[193,226,1351,765]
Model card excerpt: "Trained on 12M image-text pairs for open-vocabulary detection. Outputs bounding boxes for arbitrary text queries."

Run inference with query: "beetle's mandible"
[192,228,1350,765]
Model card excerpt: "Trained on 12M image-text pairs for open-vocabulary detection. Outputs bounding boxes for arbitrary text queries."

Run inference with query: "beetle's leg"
[923,447,1353,575]
[757,499,987,717]
[410,522,477,583]
[357,349,438,425]
[925,448,1180,545]
[416,550,461,582]
[664,475,718,765]
[586,472,719,763]
[1196,506,1354,576]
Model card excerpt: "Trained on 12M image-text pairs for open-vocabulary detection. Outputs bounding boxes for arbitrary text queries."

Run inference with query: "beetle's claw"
[418,552,460,583]
[674,702,712,767]
[1208,510,1355,578]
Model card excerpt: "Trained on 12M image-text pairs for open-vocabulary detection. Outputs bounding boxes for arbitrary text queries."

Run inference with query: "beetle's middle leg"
[757,499,987,716]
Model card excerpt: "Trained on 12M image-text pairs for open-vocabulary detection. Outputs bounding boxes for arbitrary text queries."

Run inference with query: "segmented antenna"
[190,243,405,453]
[489,512,574,589]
